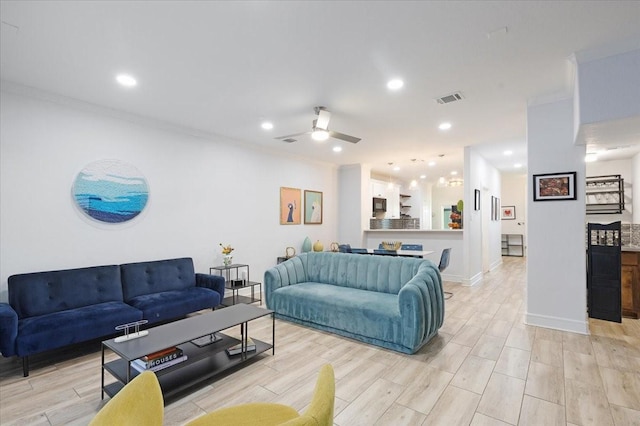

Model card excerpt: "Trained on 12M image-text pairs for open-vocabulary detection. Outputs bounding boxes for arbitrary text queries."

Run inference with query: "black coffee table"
[101,304,274,401]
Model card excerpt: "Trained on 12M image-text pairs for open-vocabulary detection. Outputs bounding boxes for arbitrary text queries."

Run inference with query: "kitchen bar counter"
[370,218,420,229]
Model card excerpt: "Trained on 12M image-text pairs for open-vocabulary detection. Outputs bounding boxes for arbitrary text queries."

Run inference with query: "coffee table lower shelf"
[103,334,272,400]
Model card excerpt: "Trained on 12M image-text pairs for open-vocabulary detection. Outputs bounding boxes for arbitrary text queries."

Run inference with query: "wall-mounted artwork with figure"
[304,190,323,224]
[280,187,301,225]
[72,159,149,224]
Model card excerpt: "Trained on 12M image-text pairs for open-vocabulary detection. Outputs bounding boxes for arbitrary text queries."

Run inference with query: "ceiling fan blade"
[329,131,361,144]
[274,131,309,140]
[316,110,331,130]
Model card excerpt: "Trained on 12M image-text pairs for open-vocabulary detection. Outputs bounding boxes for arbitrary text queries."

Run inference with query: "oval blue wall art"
[73,159,149,224]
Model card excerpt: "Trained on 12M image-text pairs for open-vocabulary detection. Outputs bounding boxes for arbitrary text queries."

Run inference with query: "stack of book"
[132,346,187,373]
[226,338,257,356]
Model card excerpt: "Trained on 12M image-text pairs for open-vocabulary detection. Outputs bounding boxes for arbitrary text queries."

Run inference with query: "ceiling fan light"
[311,129,329,141]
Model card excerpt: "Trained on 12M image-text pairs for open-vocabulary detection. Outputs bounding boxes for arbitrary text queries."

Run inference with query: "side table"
[210,264,262,307]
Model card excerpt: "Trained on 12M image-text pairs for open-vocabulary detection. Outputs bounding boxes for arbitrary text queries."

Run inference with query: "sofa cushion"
[8,265,122,319]
[121,258,196,301]
[14,302,142,356]
[270,283,403,345]
[301,252,425,294]
[126,287,220,324]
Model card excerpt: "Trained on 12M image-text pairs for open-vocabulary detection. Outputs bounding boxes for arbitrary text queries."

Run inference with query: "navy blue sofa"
[0,257,224,376]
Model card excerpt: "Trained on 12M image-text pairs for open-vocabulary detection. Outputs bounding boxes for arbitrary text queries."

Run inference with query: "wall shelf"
[501,234,524,257]
[586,175,624,215]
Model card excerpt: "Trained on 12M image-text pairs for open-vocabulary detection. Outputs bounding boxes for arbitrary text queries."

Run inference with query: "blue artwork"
[73,159,149,223]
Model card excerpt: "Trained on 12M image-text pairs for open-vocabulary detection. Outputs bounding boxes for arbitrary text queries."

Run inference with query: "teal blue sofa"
[264,252,444,354]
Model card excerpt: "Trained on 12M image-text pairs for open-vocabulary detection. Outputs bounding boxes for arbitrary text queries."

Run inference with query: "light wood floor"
[1,257,639,425]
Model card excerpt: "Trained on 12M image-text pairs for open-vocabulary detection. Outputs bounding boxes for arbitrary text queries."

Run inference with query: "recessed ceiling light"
[420,175,427,179]
[428,161,436,167]
[438,122,452,131]
[393,166,401,171]
[439,177,446,184]
[450,171,458,175]
[387,79,404,90]
[585,153,598,163]
[514,163,522,168]
[504,150,513,156]
[116,74,137,87]
[410,180,418,188]
[332,146,342,153]
[261,121,273,130]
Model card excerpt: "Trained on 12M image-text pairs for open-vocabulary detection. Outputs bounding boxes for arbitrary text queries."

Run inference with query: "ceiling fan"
[275,106,361,144]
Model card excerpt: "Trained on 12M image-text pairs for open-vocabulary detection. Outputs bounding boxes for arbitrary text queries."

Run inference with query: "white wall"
[585,158,633,223]
[501,174,527,254]
[574,48,640,135]
[0,89,339,300]
[634,153,640,223]
[527,98,588,334]
[464,146,502,285]
[431,185,464,230]
[338,164,370,246]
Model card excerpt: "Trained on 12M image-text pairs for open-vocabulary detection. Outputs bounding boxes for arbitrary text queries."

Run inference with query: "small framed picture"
[304,190,323,224]
[280,187,301,225]
[501,206,516,220]
[533,172,577,201]
[474,189,480,211]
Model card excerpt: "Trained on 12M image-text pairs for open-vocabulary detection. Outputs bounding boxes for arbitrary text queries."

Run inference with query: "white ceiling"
[1,1,639,184]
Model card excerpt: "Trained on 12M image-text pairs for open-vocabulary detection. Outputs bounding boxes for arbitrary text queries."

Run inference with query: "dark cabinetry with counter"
[621,251,640,319]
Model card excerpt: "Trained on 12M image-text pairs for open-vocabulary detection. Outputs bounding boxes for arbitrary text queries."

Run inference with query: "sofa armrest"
[264,256,307,309]
[195,274,226,300]
[264,268,283,309]
[0,303,18,357]
[398,265,445,350]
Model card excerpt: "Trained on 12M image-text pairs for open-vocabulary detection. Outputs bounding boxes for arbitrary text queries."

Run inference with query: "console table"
[210,264,262,306]
[101,304,274,401]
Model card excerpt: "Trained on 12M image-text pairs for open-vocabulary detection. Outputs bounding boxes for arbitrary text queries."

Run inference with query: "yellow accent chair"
[89,371,164,426]
[186,364,335,426]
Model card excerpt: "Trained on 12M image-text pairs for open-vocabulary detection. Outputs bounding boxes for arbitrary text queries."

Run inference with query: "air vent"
[282,138,297,143]
[435,91,464,104]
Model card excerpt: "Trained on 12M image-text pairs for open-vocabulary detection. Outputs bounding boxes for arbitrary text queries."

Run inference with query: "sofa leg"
[22,356,29,377]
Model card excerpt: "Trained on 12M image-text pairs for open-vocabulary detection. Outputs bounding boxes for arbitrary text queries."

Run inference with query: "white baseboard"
[525,312,589,335]
[441,273,462,283]
[489,259,502,271]
[462,271,483,287]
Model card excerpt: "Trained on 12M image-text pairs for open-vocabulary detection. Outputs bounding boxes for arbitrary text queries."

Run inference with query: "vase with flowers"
[220,243,234,266]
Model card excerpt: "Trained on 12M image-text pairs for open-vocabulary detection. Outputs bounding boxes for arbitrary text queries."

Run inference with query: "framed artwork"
[533,171,577,201]
[304,190,323,224]
[474,189,480,211]
[501,206,516,220]
[72,159,149,224]
[280,187,301,224]
[490,196,500,221]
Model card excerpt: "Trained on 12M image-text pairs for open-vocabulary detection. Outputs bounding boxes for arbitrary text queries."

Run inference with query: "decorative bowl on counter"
[381,241,402,250]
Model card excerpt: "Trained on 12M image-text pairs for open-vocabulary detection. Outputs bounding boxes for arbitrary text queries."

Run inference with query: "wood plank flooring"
[1,257,639,425]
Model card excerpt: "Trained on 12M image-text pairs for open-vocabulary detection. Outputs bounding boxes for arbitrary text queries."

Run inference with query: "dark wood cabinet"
[621,251,640,319]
